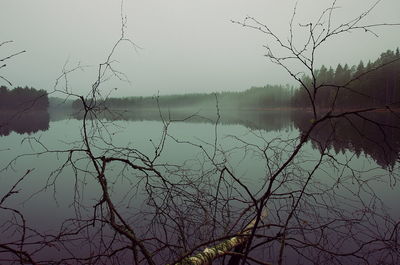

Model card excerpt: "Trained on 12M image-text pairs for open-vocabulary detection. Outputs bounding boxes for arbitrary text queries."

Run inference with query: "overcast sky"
[1,0,399,97]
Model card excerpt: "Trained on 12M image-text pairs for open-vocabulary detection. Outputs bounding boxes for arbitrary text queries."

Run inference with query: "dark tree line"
[0,86,49,111]
[293,48,400,109]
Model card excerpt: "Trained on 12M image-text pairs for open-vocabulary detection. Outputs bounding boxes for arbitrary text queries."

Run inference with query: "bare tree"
[224,1,400,264]
[0,40,25,86]
[1,1,399,265]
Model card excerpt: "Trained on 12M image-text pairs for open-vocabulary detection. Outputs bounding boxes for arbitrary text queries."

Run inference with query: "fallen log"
[174,209,268,265]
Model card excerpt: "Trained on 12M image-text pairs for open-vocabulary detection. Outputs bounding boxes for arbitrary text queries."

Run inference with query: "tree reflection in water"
[0,111,49,136]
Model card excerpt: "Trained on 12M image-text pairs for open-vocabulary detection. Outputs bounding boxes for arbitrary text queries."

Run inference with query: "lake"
[0,108,399,264]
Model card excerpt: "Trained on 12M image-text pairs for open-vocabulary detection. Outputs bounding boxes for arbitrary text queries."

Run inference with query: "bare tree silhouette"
[0,40,25,86]
[1,1,399,265]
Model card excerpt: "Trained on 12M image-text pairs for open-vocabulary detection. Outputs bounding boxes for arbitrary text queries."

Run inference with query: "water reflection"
[2,108,399,168]
[0,111,49,136]
[293,111,400,169]
[71,108,400,169]
[0,109,398,264]
[70,108,292,132]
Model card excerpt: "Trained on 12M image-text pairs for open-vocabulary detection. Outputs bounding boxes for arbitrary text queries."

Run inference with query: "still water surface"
[0,109,399,264]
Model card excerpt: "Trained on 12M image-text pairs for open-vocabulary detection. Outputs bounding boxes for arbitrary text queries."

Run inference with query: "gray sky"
[1,0,399,97]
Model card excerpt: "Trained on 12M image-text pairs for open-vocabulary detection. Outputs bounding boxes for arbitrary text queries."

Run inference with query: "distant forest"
[293,48,400,109]
[0,86,49,111]
[78,84,293,110]
[72,48,399,111]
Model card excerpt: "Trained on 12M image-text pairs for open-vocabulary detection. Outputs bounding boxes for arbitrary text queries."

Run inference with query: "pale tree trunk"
[175,209,268,265]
